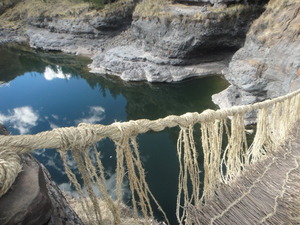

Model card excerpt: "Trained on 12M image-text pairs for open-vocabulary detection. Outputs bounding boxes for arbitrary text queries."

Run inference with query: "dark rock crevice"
[212,0,300,122]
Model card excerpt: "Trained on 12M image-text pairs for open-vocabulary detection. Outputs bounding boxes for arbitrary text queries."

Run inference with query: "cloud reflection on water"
[0,82,10,87]
[58,172,131,201]
[43,65,71,81]
[0,106,39,134]
[35,145,131,201]
[76,106,105,124]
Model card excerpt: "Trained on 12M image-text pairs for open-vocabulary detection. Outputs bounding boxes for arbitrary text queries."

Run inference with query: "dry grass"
[193,4,256,21]
[100,0,136,17]
[65,194,161,225]
[0,0,136,31]
[249,0,300,45]
[133,0,171,18]
[0,0,89,29]
[133,0,260,23]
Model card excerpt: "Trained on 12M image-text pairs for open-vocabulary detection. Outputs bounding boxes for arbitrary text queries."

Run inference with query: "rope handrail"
[0,89,299,153]
[0,88,300,225]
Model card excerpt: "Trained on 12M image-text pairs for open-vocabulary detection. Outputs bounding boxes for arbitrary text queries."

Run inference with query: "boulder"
[89,44,230,82]
[212,0,300,117]
[0,154,52,225]
[131,3,264,62]
[90,2,264,82]
[0,124,83,225]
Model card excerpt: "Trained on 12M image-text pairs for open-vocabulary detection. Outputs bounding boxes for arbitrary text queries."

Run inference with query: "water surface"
[0,44,229,224]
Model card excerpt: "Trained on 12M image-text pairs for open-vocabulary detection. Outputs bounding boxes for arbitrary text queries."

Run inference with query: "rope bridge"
[0,89,299,225]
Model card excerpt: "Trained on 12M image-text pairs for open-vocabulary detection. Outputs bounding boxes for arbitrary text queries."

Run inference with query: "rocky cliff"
[212,0,300,123]
[0,0,266,82]
[0,0,298,101]
[90,0,264,81]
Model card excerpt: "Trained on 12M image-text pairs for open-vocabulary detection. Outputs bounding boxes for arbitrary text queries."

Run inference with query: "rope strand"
[0,89,299,224]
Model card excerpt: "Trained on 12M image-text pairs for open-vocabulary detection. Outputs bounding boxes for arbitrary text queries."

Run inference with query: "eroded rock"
[213,0,300,115]
[90,2,264,82]
[89,44,230,82]
[0,124,83,225]
[0,154,52,225]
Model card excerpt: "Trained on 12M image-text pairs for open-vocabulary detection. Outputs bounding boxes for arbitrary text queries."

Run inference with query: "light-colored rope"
[0,89,299,224]
[0,150,22,197]
[0,89,299,155]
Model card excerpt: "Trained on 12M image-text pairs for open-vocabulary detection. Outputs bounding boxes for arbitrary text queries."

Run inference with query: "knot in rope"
[113,121,140,139]
[54,124,100,151]
[0,150,22,197]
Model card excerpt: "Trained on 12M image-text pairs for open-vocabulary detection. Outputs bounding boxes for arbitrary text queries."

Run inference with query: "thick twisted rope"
[0,89,299,224]
[0,89,299,154]
[0,151,22,197]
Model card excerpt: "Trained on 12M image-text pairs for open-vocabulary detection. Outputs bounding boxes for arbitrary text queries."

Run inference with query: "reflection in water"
[59,172,131,201]
[0,106,39,134]
[0,45,229,224]
[44,65,71,81]
[76,106,105,124]
[0,82,10,87]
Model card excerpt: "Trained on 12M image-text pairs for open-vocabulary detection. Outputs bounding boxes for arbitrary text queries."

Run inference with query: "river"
[0,44,229,224]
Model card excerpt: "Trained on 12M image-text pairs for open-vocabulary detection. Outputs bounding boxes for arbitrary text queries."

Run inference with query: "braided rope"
[0,88,299,224]
[0,89,299,155]
[0,151,22,197]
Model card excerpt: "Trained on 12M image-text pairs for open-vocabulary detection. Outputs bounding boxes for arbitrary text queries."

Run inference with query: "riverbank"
[212,0,300,121]
[0,0,299,111]
[0,0,265,82]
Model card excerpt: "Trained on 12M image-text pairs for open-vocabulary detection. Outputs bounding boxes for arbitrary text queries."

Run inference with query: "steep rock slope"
[0,0,266,82]
[213,0,300,121]
[90,0,265,81]
[0,0,137,54]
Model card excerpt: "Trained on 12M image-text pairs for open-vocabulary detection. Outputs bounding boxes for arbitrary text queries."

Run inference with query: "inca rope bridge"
[0,89,300,225]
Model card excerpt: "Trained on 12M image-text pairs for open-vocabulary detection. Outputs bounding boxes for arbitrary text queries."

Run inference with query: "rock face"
[0,154,53,225]
[0,0,20,14]
[212,0,300,118]
[174,0,242,4]
[1,0,266,82]
[28,9,133,36]
[41,160,84,225]
[90,2,264,82]
[0,124,83,225]
[1,0,297,101]
[89,44,231,82]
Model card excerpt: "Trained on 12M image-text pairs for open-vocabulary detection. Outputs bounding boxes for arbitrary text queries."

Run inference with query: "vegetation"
[133,0,170,18]
[133,0,262,23]
[0,0,135,32]
[65,195,153,225]
[250,0,299,45]
[78,0,119,9]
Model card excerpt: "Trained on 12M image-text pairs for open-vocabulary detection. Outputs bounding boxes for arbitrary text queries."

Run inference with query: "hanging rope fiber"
[0,89,299,225]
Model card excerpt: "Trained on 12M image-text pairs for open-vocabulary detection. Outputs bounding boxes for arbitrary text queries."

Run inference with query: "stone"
[174,0,242,5]
[88,1,264,82]
[0,154,52,225]
[213,36,300,112]
[0,123,9,135]
[89,1,265,82]
[89,44,230,82]
[0,124,83,225]
[131,5,258,61]
[213,0,300,118]
[41,161,83,225]
[0,0,21,14]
